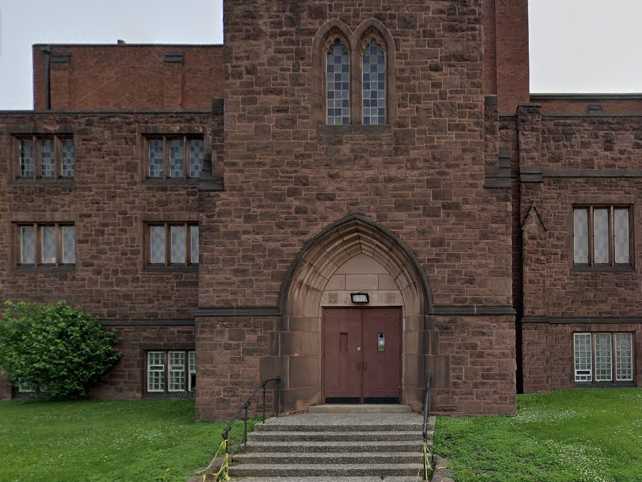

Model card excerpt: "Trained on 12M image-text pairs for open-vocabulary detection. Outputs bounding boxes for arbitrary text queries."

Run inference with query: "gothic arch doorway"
[279,214,431,412]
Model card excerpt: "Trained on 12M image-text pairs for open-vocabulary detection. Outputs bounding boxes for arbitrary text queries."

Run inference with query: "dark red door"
[362,308,402,399]
[323,308,402,401]
[323,308,362,399]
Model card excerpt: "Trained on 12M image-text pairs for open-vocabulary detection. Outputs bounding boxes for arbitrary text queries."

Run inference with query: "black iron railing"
[422,372,433,480]
[214,377,281,481]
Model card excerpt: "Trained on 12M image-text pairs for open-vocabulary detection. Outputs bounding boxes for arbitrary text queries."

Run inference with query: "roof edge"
[32,43,223,48]
[531,93,642,101]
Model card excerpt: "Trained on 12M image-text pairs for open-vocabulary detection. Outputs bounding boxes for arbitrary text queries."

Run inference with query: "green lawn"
[0,400,248,482]
[434,388,642,482]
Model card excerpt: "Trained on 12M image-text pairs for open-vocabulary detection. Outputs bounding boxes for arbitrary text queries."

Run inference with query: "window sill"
[144,265,199,273]
[143,176,224,192]
[12,178,75,188]
[15,264,76,273]
[143,391,195,400]
[575,382,636,388]
[318,124,391,139]
[572,264,635,273]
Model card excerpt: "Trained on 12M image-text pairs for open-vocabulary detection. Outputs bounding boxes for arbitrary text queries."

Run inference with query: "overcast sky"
[0,0,641,109]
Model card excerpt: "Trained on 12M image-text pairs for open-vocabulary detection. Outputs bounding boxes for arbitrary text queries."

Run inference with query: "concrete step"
[255,422,424,432]
[235,478,420,482]
[234,451,424,465]
[230,463,424,478]
[248,430,424,442]
[308,404,411,414]
[245,440,428,453]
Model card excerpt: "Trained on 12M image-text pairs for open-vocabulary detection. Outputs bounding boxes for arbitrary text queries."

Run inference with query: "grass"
[0,400,252,482]
[434,388,642,482]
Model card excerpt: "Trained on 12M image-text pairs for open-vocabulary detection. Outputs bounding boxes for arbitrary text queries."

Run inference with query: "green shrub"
[0,301,121,399]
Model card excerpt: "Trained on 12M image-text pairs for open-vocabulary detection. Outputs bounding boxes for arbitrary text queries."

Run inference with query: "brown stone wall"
[0,111,222,320]
[33,45,224,112]
[195,316,279,420]
[430,315,516,415]
[523,323,642,392]
[91,324,196,399]
[532,95,642,115]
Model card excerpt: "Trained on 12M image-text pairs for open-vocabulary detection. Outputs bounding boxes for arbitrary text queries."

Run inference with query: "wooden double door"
[323,308,402,402]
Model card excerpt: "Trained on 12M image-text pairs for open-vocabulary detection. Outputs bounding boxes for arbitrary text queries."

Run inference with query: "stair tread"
[251,430,423,435]
[232,463,424,469]
[236,451,423,458]
[247,440,427,446]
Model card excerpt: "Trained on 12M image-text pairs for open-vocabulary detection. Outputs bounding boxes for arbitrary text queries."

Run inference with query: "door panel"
[323,309,362,398]
[362,308,402,399]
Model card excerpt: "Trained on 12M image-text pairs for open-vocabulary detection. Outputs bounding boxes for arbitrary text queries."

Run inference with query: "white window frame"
[147,351,166,393]
[615,333,634,382]
[594,333,613,382]
[17,381,36,393]
[188,350,196,392]
[168,351,186,392]
[574,333,593,383]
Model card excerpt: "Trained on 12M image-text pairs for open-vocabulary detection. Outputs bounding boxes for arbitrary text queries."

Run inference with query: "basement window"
[574,333,634,384]
[146,350,196,394]
[16,135,75,179]
[145,135,209,180]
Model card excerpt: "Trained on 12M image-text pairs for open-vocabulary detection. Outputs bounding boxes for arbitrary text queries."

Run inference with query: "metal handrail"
[216,377,281,481]
[422,372,432,480]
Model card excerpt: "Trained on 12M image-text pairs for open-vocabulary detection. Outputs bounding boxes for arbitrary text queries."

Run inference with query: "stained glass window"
[573,209,589,264]
[189,139,205,178]
[41,138,55,178]
[62,139,75,178]
[169,139,184,178]
[19,226,36,264]
[150,225,166,264]
[19,139,35,177]
[614,209,630,264]
[362,40,386,126]
[149,139,164,177]
[40,226,57,264]
[615,333,633,382]
[61,226,76,264]
[593,208,609,264]
[326,39,351,126]
[190,225,199,265]
[170,225,186,264]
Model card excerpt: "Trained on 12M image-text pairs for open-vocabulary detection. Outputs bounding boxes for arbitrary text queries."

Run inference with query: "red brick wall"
[33,45,224,112]
[0,111,222,320]
[523,323,642,392]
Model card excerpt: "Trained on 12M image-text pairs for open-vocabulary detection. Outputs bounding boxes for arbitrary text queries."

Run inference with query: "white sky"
[0,0,640,109]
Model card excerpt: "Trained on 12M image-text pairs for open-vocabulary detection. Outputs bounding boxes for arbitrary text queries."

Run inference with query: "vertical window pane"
[41,138,55,178]
[147,352,165,392]
[190,225,199,265]
[188,351,197,392]
[326,39,350,126]
[614,209,630,264]
[40,226,57,264]
[19,139,34,177]
[150,225,166,264]
[362,40,386,126]
[189,139,205,178]
[168,351,186,392]
[593,209,609,264]
[61,226,76,264]
[170,225,186,264]
[61,139,75,177]
[169,139,184,178]
[573,209,589,264]
[574,333,592,383]
[19,226,36,264]
[615,333,633,382]
[148,139,164,177]
[594,333,613,382]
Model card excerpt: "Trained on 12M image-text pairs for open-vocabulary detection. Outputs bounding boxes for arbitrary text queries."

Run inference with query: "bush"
[0,301,121,399]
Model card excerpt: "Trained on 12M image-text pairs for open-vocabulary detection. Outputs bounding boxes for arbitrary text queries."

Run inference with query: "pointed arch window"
[362,39,386,126]
[326,39,351,126]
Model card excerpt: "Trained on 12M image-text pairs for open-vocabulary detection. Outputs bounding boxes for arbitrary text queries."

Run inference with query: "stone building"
[1,0,640,418]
